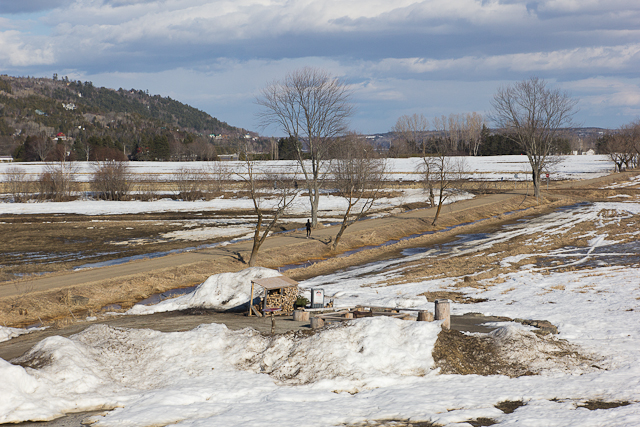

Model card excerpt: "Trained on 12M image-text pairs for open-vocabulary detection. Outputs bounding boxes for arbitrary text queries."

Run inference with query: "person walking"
[306,219,311,238]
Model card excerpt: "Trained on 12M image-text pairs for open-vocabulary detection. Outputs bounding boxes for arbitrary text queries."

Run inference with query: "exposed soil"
[494,400,525,414]
[432,328,534,377]
[577,400,631,410]
[0,210,300,281]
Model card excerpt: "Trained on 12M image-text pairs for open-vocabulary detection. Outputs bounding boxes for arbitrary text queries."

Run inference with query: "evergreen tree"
[278,136,301,160]
[152,134,170,160]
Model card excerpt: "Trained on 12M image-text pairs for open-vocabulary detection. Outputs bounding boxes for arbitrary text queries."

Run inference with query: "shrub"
[174,167,207,201]
[90,160,131,201]
[5,167,32,202]
[38,162,76,201]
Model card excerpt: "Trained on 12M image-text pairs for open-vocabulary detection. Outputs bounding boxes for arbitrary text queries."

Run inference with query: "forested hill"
[0,75,246,160]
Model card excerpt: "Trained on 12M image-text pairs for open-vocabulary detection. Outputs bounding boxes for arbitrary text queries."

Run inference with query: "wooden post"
[310,317,325,329]
[343,312,354,319]
[271,313,275,335]
[417,311,434,322]
[434,299,450,329]
[249,281,255,316]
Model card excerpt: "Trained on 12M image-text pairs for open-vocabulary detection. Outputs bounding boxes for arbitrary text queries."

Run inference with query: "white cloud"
[568,77,640,108]
[538,0,640,14]
[0,31,54,66]
[364,43,640,76]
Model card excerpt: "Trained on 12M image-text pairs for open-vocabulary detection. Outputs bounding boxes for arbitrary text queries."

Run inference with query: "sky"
[1,0,639,135]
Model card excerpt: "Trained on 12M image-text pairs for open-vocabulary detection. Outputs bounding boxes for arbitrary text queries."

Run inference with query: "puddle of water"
[537,240,640,269]
[135,285,198,306]
[278,208,534,272]
[278,259,324,272]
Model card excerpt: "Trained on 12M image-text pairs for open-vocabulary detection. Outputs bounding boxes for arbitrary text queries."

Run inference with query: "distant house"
[0,156,13,162]
[218,154,239,161]
[54,132,67,141]
[583,149,596,155]
[62,102,76,110]
[35,109,45,116]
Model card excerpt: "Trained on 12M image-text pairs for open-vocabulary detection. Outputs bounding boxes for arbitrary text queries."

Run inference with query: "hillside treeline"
[0,75,246,161]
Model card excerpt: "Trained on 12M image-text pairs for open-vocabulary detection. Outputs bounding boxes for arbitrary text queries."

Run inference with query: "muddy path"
[1,171,637,328]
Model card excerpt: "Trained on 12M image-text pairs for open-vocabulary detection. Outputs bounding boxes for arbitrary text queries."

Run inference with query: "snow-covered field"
[0,188,471,219]
[2,172,640,426]
[0,155,613,184]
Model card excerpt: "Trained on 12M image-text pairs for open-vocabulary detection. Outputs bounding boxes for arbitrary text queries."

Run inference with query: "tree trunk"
[432,202,443,226]
[532,169,540,199]
[311,184,320,227]
[248,213,263,267]
[332,203,353,250]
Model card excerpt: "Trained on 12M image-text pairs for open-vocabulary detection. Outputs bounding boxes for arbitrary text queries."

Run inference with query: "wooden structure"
[309,304,440,329]
[249,275,299,317]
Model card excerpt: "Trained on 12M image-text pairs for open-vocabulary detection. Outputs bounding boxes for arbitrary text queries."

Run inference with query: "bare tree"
[432,115,448,142]
[448,113,463,153]
[392,113,436,204]
[135,174,160,201]
[174,166,207,200]
[427,140,467,226]
[5,167,32,202]
[605,121,640,171]
[491,77,578,198]
[465,112,485,156]
[38,161,76,201]
[91,160,131,201]
[417,153,436,208]
[203,161,232,194]
[392,113,429,155]
[257,67,354,227]
[330,134,386,250]
[32,135,54,161]
[238,147,299,266]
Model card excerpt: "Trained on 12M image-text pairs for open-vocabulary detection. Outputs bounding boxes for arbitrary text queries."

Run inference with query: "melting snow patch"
[2,318,440,424]
[126,267,282,315]
[0,326,46,343]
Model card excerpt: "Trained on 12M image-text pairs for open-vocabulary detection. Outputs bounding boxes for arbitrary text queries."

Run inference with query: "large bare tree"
[491,77,578,198]
[330,134,386,250]
[604,122,639,172]
[256,67,354,227]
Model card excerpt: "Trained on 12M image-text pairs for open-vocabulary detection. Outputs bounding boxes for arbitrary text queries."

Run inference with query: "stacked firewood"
[264,286,298,314]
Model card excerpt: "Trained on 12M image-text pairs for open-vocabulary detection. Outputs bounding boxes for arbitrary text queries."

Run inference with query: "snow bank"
[126,267,282,315]
[1,318,440,425]
[241,317,440,386]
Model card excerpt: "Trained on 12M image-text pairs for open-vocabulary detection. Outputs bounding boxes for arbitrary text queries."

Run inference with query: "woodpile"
[264,286,298,314]
[249,276,300,317]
